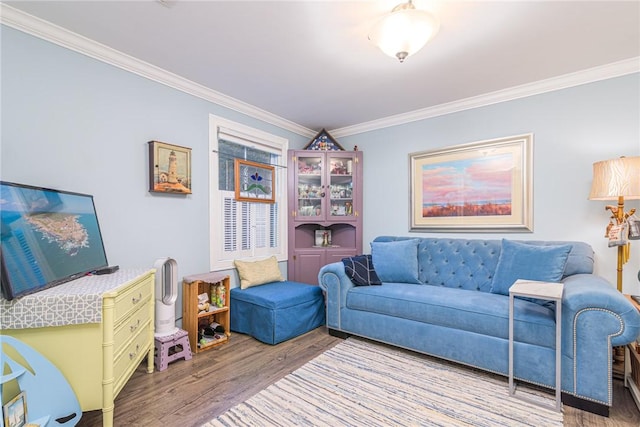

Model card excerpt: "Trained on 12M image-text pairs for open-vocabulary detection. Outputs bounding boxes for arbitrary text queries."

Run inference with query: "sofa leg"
[561,393,609,417]
[328,328,351,339]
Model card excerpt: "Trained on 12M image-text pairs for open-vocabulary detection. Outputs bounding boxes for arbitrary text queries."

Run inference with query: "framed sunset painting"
[410,134,533,232]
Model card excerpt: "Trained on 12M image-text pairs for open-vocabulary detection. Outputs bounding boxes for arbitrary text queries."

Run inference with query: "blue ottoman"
[230,281,325,345]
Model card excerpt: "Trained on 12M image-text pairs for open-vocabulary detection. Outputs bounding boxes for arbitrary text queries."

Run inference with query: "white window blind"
[209,116,287,270]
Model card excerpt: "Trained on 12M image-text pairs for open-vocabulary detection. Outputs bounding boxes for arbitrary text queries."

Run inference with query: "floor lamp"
[589,156,640,292]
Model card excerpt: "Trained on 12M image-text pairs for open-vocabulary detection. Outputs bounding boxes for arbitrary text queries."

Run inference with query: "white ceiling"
[4,1,640,135]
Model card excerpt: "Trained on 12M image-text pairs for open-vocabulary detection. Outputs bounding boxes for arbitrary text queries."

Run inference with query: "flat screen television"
[1,181,109,300]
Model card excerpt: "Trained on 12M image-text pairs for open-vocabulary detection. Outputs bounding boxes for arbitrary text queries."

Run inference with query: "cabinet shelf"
[197,334,230,350]
[197,306,229,319]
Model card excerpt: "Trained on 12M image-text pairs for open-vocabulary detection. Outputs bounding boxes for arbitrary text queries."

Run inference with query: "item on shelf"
[202,324,225,337]
[216,282,226,308]
[198,293,210,313]
[315,229,332,247]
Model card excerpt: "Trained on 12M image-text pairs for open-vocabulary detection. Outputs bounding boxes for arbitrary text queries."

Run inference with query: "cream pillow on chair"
[234,256,285,289]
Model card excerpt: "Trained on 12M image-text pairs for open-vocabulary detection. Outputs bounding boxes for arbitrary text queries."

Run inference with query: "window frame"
[209,115,288,271]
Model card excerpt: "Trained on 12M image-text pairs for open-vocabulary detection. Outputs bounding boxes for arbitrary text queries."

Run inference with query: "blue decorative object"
[0,335,82,426]
[490,239,572,296]
[371,239,421,284]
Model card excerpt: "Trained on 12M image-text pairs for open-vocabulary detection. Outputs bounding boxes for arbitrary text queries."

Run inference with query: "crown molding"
[330,57,640,138]
[0,4,316,139]
[2,4,637,141]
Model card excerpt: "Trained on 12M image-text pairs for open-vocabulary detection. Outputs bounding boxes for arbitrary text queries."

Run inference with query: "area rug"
[204,338,563,426]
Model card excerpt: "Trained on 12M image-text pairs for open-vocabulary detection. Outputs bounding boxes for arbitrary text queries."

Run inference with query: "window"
[209,115,288,270]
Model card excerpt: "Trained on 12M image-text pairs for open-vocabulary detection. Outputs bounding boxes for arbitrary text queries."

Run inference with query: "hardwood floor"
[78,327,640,426]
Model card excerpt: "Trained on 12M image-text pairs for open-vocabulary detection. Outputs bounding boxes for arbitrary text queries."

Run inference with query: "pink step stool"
[154,329,192,371]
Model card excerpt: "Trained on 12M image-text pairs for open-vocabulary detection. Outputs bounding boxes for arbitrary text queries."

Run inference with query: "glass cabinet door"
[296,154,324,218]
[328,153,355,218]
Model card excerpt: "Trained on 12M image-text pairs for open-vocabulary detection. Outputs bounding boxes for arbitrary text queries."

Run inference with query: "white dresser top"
[1,268,152,329]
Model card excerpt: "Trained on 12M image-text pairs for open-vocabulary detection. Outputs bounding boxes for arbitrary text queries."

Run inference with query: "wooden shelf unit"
[624,294,640,411]
[182,274,231,353]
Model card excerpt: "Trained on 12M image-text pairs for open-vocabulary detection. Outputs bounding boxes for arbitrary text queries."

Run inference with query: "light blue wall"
[338,74,640,293]
[0,26,308,319]
[2,24,640,300]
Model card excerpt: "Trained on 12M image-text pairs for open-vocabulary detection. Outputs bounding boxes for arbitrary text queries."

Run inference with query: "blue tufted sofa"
[318,236,640,415]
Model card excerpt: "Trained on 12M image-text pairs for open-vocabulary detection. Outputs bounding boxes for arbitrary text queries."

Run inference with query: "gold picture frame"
[148,141,192,194]
[409,134,533,232]
[234,159,275,204]
[3,391,27,427]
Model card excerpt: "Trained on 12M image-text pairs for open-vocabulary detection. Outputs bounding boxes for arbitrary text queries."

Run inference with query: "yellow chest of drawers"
[1,269,155,427]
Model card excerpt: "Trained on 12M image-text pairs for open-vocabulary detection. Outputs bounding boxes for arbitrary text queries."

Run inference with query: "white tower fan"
[154,257,179,337]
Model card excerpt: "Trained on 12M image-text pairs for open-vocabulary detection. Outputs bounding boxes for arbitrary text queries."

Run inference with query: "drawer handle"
[130,319,141,333]
[132,293,142,304]
[129,344,140,360]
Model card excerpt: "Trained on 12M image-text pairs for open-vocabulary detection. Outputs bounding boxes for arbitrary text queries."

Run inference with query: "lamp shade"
[368,3,439,62]
[589,156,640,200]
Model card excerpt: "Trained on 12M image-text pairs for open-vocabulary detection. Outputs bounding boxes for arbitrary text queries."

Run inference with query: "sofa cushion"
[490,239,572,296]
[234,256,284,289]
[345,283,556,348]
[371,239,421,284]
[418,238,499,291]
[372,237,594,292]
[342,255,381,286]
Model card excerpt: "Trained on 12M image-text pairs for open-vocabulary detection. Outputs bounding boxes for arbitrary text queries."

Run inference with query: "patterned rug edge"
[204,337,563,427]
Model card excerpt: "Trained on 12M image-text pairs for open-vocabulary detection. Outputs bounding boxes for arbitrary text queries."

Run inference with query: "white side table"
[509,279,564,412]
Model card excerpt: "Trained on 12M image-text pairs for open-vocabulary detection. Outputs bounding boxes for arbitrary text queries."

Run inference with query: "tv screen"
[1,181,109,300]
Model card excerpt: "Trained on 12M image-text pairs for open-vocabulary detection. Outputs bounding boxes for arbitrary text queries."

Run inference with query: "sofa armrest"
[561,273,640,403]
[562,273,640,346]
[318,262,356,329]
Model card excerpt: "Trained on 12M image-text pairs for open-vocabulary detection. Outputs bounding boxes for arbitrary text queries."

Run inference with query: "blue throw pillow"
[342,255,381,286]
[371,239,421,284]
[490,239,572,296]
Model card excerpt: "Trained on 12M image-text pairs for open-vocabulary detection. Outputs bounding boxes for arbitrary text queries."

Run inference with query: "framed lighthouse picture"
[148,141,192,194]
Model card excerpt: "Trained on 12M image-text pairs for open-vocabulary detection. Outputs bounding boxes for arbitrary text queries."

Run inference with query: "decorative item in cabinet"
[302,128,345,151]
[182,272,231,353]
[292,151,362,223]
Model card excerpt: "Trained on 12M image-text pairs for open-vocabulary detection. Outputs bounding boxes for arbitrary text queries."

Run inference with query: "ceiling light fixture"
[368,0,439,63]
